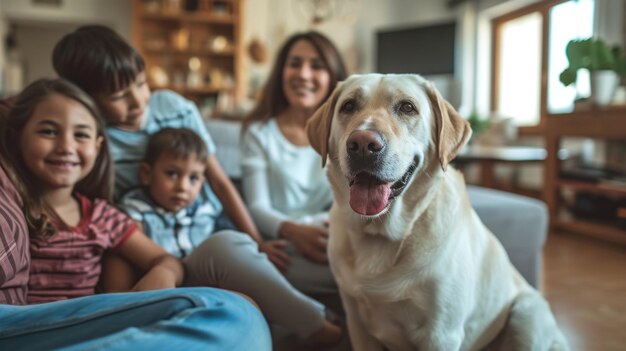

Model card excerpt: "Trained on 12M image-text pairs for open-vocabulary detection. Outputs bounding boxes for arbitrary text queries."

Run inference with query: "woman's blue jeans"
[0,287,271,350]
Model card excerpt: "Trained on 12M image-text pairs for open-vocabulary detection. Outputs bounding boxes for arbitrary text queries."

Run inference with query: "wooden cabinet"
[132,0,244,106]
[544,106,626,245]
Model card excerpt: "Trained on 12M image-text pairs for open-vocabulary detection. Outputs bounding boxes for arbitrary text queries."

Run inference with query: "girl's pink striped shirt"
[27,194,136,304]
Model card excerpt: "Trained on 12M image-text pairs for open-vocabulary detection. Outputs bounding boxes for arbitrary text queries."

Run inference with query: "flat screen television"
[376,22,456,75]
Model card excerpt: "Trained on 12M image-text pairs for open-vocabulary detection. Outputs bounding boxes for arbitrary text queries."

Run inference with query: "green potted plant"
[466,111,490,144]
[559,37,626,106]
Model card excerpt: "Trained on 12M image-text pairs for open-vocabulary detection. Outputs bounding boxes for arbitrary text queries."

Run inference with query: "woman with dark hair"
[241,31,348,294]
[245,31,347,124]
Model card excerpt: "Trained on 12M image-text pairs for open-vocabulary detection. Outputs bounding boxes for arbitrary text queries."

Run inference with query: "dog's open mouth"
[348,160,418,216]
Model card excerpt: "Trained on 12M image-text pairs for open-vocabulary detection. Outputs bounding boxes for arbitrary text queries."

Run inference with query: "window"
[496,12,542,127]
[547,0,594,112]
[492,0,594,131]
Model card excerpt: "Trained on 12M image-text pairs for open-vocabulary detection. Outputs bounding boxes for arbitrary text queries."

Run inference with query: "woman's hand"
[280,222,329,264]
[258,240,291,272]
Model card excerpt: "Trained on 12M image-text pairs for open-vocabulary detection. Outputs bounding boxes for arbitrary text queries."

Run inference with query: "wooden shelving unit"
[132,0,244,106]
[557,179,626,197]
[544,105,626,245]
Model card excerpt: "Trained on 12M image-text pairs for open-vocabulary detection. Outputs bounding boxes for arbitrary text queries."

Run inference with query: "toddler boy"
[119,128,218,258]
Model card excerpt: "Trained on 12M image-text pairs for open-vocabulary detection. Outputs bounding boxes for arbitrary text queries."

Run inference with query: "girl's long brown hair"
[244,31,348,128]
[0,78,113,238]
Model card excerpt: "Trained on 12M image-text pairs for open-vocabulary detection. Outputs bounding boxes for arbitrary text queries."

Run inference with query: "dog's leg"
[485,290,569,351]
[410,319,465,351]
[341,291,385,351]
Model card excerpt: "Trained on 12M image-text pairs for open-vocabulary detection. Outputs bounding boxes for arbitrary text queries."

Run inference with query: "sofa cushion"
[467,185,547,287]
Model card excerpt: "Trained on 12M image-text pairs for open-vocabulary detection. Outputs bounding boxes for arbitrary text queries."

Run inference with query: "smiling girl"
[0,78,184,303]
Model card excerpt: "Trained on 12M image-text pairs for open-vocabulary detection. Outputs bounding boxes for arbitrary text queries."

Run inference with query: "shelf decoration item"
[162,0,182,13]
[133,0,243,105]
[248,38,267,64]
[210,35,229,53]
[212,1,231,15]
[559,37,626,106]
[171,28,190,51]
[187,56,202,87]
[144,0,160,13]
[149,65,169,87]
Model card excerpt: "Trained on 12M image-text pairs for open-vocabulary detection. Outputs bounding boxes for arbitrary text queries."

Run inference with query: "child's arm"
[99,253,140,293]
[205,155,263,243]
[116,230,185,291]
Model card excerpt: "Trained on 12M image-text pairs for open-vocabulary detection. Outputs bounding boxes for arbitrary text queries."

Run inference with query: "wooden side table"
[454,145,548,189]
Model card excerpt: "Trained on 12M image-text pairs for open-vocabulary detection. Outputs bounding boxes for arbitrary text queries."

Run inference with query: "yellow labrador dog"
[306,74,568,351]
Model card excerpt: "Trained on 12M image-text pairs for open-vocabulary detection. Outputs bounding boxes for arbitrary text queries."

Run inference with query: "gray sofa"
[205,118,548,288]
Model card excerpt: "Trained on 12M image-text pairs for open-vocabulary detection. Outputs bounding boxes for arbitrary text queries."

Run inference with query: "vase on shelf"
[590,70,619,106]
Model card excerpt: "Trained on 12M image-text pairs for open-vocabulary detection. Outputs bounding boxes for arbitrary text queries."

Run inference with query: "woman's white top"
[240,119,333,239]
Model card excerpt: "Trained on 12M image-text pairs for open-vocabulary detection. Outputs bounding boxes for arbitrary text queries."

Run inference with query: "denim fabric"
[0,287,271,351]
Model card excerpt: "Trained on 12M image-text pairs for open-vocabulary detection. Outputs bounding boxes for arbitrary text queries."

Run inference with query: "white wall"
[16,23,80,85]
[243,0,460,74]
[242,0,365,74]
[0,0,132,38]
[242,0,466,107]
[0,0,132,92]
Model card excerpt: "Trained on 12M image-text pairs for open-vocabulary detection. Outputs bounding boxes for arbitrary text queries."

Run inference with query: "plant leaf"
[559,68,577,86]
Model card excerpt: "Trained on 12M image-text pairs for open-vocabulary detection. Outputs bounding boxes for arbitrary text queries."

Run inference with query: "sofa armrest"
[467,186,548,288]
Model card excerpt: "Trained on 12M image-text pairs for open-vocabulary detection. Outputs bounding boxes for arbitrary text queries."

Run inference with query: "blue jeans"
[0,288,271,350]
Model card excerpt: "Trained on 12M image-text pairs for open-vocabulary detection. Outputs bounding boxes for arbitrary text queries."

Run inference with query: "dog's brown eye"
[399,102,417,114]
[340,99,356,113]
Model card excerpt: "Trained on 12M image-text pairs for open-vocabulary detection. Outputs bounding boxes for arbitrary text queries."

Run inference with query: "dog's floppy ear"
[426,82,472,171]
[306,83,342,167]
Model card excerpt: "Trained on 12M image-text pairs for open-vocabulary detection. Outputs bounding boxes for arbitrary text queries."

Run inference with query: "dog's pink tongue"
[349,173,391,216]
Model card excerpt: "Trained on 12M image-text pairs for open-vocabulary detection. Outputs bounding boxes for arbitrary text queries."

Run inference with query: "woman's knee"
[183,232,259,281]
[197,231,258,256]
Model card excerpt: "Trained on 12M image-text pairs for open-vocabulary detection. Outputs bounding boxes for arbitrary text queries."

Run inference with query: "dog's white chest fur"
[328,199,515,351]
[328,211,434,350]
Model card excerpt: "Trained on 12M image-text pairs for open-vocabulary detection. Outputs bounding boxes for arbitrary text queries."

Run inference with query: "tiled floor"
[542,231,626,351]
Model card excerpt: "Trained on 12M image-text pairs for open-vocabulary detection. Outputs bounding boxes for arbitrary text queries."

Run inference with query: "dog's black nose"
[347,130,386,163]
